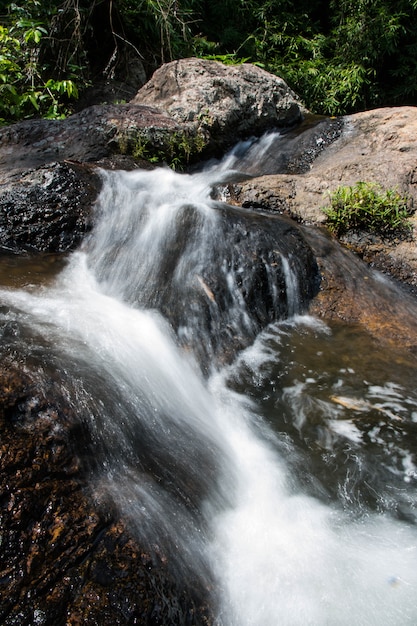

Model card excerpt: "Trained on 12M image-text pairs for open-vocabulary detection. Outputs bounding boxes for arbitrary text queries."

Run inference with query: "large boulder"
[0,59,305,178]
[131,57,304,154]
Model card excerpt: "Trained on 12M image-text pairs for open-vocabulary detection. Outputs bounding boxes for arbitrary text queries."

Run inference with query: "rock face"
[132,57,304,154]
[229,107,417,291]
[0,361,214,625]
[0,162,100,253]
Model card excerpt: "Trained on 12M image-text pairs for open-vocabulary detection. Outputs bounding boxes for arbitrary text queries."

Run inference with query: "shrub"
[0,3,80,123]
[323,182,412,237]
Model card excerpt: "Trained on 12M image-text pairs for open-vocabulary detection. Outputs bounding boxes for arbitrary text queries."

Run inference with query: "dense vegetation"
[2,0,417,123]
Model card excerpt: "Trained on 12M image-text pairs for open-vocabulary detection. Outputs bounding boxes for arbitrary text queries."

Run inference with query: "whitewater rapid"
[1,135,416,624]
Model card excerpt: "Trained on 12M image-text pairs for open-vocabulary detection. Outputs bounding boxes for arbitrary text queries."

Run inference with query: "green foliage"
[117,128,208,170]
[185,0,417,115]
[0,1,80,123]
[323,182,412,237]
[263,39,374,115]
[3,0,417,123]
[235,0,413,114]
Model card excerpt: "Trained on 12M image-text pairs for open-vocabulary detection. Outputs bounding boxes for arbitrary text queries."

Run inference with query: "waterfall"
[1,135,417,624]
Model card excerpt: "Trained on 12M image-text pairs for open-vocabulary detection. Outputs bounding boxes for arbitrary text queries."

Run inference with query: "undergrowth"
[323,182,413,237]
[117,128,207,170]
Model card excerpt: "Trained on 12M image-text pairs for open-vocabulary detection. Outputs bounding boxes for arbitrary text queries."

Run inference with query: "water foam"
[1,136,417,623]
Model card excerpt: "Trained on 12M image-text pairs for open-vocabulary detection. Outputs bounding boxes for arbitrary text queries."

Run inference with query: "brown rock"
[301,226,417,354]
[230,107,417,290]
[0,362,214,625]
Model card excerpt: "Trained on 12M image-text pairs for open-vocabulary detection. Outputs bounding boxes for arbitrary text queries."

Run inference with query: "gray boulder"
[0,59,304,179]
[132,57,304,154]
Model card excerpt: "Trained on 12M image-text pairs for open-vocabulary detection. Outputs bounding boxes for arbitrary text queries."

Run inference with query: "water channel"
[1,133,417,624]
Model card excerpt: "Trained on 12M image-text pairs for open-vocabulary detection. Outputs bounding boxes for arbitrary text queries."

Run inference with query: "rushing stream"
[1,133,417,624]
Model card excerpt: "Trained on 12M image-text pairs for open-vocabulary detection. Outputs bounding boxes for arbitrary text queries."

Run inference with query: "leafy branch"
[0,2,81,123]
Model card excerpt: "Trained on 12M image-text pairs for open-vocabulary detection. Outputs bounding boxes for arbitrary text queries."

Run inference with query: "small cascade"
[86,163,318,369]
[1,132,417,624]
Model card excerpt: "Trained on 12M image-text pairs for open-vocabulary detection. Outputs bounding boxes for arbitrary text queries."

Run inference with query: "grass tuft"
[323,182,413,237]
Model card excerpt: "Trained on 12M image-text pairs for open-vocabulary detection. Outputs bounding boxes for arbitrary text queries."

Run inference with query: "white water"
[209,321,417,625]
[1,137,417,624]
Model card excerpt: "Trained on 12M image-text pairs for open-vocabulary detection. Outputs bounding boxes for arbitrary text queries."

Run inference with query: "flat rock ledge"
[0,104,181,180]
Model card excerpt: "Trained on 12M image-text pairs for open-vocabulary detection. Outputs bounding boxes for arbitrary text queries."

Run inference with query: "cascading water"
[1,133,417,624]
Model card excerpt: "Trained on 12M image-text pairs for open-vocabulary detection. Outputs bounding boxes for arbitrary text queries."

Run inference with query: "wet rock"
[0,362,214,625]
[112,202,321,369]
[0,162,100,254]
[302,226,417,353]
[132,57,304,155]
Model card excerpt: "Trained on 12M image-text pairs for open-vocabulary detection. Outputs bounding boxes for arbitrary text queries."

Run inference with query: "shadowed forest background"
[1,0,417,123]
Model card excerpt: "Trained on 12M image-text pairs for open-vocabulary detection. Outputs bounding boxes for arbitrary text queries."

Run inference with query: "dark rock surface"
[0,362,214,625]
[0,162,100,254]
